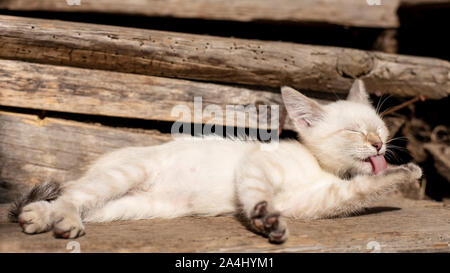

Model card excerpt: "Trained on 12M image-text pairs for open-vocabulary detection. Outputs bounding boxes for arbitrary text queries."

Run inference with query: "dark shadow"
[347,206,401,217]
[397,3,450,61]
[0,181,24,204]
[422,154,450,202]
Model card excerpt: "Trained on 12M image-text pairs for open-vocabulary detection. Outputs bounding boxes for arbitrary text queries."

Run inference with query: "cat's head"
[281,80,389,178]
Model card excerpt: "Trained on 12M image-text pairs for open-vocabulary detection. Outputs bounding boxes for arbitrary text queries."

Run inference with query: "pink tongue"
[369,155,387,175]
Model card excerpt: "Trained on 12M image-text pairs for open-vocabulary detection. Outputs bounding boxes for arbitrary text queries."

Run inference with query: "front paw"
[403,163,422,180]
[250,201,288,244]
[382,162,422,182]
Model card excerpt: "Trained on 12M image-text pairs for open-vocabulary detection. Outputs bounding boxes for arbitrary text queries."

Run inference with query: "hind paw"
[250,201,288,244]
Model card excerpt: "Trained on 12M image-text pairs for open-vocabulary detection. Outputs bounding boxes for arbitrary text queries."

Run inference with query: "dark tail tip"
[8,181,62,222]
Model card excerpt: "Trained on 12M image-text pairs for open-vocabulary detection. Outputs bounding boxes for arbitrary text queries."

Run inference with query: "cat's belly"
[139,138,254,217]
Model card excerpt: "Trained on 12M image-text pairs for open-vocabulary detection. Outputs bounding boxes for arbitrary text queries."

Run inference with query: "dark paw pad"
[250,201,288,244]
[53,228,71,239]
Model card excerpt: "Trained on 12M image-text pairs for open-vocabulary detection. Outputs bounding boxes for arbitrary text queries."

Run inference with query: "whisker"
[376,95,392,115]
[375,95,383,114]
[387,144,409,151]
[385,149,402,162]
[380,106,394,117]
[384,152,394,161]
[387,136,408,143]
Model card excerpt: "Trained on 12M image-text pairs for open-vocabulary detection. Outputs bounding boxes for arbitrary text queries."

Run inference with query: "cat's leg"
[53,163,149,238]
[83,192,154,222]
[236,160,288,244]
[315,163,422,218]
[19,160,150,238]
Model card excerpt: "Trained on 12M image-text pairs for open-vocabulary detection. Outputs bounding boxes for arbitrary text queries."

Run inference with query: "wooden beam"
[0,111,171,190]
[0,59,293,130]
[0,16,448,99]
[0,59,406,135]
[401,0,450,6]
[0,0,400,28]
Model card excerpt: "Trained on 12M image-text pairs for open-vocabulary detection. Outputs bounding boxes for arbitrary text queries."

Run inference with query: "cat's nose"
[367,132,382,152]
[372,142,383,151]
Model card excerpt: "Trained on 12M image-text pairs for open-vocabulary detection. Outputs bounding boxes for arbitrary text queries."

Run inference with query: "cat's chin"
[361,161,375,175]
[349,161,375,177]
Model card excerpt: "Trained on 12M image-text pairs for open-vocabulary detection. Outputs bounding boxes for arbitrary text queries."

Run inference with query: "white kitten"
[10,80,422,244]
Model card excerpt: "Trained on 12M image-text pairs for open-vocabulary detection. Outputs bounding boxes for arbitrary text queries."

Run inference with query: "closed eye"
[345,129,362,134]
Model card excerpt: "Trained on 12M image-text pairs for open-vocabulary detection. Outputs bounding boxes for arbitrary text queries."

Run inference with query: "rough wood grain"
[0,111,171,192]
[0,198,448,252]
[0,59,292,130]
[0,59,428,136]
[0,0,400,28]
[0,16,448,99]
[401,0,450,6]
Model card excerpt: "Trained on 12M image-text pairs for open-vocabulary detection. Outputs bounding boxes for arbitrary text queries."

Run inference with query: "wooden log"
[0,59,295,130]
[401,0,450,6]
[0,0,400,28]
[0,16,448,99]
[0,58,407,135]
[0,111,171,191]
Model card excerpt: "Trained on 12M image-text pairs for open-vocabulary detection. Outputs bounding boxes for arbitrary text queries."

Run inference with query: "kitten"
[9,80,422,244]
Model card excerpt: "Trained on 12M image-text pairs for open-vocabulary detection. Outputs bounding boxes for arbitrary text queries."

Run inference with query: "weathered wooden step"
[0,0,400,28]
[0,59,294,130]
[0,111,171,193]
[0,197,449,252]
[0,15,448,99]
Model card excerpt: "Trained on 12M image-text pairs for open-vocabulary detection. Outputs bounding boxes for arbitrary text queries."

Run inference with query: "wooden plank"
[0,198,449,252]
[0,111,171,191]
[0,16,448,99]
[401,0,450,6]
[0,59,292,130]
[0,58,423,136]
[0,58,406,136]
[0,0,400,28]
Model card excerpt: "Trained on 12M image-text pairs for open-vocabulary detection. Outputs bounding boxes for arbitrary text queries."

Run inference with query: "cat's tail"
[8,181,62,222]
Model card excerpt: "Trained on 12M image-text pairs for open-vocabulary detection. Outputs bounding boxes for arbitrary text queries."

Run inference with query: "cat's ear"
[281,86,324,127]
[347,79,371,105]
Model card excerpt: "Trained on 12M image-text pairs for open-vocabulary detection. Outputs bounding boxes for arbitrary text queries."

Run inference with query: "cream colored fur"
[17,80,422,243]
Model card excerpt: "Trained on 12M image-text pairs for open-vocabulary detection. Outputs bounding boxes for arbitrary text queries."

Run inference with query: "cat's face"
[282,80,389,177]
